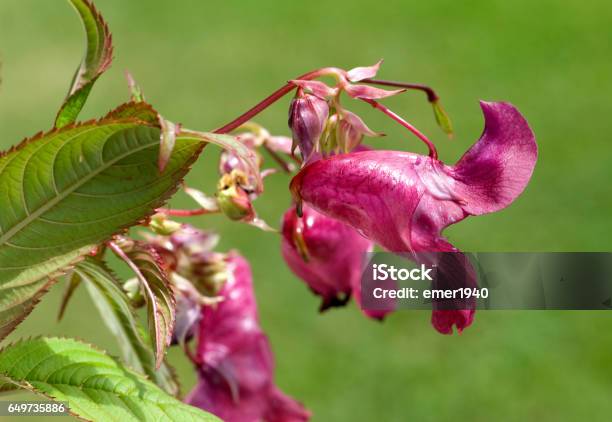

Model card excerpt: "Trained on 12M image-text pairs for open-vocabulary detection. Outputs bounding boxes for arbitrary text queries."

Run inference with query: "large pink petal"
[450,101,537,215]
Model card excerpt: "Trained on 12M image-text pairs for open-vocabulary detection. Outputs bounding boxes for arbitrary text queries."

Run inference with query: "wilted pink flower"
[290,102,537,333]
[186,253,310,422]
[288,93,329,160]
[282,203,393,319]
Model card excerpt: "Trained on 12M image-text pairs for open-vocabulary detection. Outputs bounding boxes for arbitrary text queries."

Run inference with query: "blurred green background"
[1,0,612,421]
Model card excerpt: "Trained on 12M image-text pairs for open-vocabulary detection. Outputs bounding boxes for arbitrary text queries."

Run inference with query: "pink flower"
[289,102,537,333]
[281,204,391,319]
[186,253,310,422]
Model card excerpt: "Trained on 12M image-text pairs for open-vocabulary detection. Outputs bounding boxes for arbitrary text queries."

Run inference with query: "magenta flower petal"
[346,60,383,82]
[186,253,310,421]
[432,309,475,335]
[450,101,538,215]
[281,204,389,318]
[264,387,312,422]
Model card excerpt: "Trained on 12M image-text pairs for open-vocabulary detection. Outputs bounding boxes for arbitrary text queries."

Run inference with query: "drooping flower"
[282,203,392,319]
[290,101,537,333]
[186,253,311,422]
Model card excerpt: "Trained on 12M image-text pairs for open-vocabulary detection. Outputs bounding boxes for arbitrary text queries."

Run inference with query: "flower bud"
[336,110,382,152]
[178,251,229,296]
[149,213,182,236]
[288,93,329,160]
[215,171,256,222]
[168,225,228,295]
[218,133,263,175]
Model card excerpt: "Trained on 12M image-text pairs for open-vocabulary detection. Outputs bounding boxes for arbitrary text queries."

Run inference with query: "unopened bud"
[177,250,229,296]
[216,173,255,221]
[150,214,182,236]
[288,93,329,160]
[219,133,262,175]
[336,110,382,152]
[320,113,339,154]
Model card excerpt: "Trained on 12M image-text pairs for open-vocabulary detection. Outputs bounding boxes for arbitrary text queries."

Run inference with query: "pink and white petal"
[346,60,383,82]
[290,80,337,98]
[344,84,405,100]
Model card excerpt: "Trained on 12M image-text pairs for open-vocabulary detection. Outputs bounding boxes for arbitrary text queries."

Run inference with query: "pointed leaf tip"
[55,0,114,128]
[111,239,176,369]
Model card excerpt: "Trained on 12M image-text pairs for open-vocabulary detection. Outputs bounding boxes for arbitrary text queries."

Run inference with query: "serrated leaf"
[55,0,114,128]
[103,101,158,124]
[0,337,219,421]
[0,105,204,341]
[111,239,176,369]
[76,257,179,396]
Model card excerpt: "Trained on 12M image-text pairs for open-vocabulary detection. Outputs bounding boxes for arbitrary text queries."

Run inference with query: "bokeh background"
[1,0,612,420]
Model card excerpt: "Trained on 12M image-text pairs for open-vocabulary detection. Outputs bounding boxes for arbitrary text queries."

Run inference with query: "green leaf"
[111,239,176,369]
[0,337,219,421]
[103,101,158,124]
[0,105,204,341]
[55,0,114,128]
[76,257,179,396]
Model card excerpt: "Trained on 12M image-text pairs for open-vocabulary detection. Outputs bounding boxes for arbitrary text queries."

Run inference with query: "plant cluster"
[0,1,537,421]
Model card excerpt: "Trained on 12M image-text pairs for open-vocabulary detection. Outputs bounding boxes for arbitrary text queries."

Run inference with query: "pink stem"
[157,208,218,217]
[214,67,344,134]
[360,98,438,160]
[361,78,439,102]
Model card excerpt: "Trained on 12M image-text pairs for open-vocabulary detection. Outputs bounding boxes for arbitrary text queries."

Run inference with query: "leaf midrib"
[0,129,156,247]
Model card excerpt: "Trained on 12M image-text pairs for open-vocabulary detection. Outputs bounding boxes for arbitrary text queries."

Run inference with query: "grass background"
[1,0,612,420]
